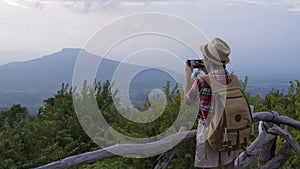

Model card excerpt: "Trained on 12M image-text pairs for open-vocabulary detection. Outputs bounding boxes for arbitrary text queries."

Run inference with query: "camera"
[187,59,204,69]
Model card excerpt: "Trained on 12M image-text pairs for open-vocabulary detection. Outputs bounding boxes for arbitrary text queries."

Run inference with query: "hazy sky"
[0,0,299,78]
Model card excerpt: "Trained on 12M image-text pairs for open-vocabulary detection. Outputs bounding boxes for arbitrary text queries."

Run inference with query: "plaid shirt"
[185,69,232,120]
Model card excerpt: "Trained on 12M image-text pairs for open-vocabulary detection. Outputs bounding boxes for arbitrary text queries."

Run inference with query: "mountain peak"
[60,48,83,53]
[61,48,82,51]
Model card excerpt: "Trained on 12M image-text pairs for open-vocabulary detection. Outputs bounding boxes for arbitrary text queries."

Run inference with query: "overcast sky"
[0,0,299,78]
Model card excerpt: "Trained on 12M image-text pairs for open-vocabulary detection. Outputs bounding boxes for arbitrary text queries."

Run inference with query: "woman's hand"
[185,60,193,77]
[185,60,193,96]
[201,67,208,74]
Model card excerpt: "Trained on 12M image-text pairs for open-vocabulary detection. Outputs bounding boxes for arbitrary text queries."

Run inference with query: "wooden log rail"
[37,111,300,169]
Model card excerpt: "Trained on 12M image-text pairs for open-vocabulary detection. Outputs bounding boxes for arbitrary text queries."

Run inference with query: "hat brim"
[200,44,205,55]
[199,44,229,65]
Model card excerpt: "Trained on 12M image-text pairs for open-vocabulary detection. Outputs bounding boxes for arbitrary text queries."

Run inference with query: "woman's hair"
[204,58,227,72]
[212,63,226,70]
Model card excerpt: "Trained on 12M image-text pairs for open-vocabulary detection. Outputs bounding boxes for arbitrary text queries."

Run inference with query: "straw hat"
[200,37,230,65]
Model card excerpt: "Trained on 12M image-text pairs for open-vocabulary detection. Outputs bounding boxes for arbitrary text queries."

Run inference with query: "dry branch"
[36,148,119,169]
[253,111,300,130]
[258,141,293,169]
[268,124,300,160]
[37,130,197,169]
[154,127,187,169]
[235,121,276,169]
[258,122,277,167]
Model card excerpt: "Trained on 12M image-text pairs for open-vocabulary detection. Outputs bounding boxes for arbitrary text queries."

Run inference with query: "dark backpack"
[202,73,252,152]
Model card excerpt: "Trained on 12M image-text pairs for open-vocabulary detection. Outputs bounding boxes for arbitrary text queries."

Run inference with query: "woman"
[184,37,238,169]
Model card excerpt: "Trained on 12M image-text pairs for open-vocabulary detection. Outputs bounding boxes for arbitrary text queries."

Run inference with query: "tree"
[2,78,300,169]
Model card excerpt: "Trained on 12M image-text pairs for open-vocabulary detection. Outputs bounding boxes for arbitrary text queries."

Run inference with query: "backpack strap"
[228,73,240,89]
[201,73,241,93]
[201,74,210,86]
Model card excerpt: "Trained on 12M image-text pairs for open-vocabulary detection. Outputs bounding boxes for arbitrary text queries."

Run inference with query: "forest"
[0,77,300,169]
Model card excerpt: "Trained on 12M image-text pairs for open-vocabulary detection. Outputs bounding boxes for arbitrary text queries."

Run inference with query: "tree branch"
[268,124,300,160]
[258,141,293,169]
[37,129,197,169]
[154,127,187,169]
[258,122,277,167]
[253,112,300,130]
[235,121,276,169]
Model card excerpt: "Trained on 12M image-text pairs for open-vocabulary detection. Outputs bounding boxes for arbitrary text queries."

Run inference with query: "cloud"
[289,7,300,12]
[3,0,43,9]
[4,0,300,13]
[2,0,101,11]
[285,0,300,12]
[62,0,153,13]
[64,1,94,13]
[228,0,300,12]
[3,0,28,8]
[2,0,151,12]
[1,0,219,13]
[65,0,134,12]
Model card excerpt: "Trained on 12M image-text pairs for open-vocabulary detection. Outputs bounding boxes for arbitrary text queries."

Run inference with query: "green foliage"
[0,104,28,128]
[1,78,300,169]
[263,80,300,168]
[240,78,300,168]
[97,81,188,139]
[0,84,99,169]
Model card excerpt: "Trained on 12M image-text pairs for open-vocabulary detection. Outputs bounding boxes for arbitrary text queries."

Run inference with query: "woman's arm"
[184,62,193,96]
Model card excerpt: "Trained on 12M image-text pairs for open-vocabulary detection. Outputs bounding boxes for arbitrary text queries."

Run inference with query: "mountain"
[0,48,115,91]
[0,48,294,113]
[0,48,176,113]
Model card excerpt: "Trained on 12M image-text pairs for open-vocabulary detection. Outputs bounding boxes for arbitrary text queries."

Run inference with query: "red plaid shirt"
[185,69,232,120]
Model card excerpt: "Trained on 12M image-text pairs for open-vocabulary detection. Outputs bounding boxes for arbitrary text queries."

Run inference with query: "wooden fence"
[37,111,300,169]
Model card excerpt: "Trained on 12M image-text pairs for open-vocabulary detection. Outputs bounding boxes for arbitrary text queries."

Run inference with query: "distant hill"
[0,48,294,113]
[0,107,8,112]
[0,48,176,113]
[0,48,118,91]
